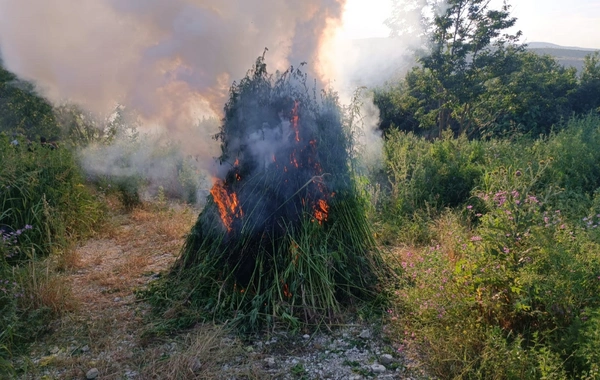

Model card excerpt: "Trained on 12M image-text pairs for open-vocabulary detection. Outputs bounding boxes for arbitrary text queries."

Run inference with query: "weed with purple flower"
[382,114,600,378]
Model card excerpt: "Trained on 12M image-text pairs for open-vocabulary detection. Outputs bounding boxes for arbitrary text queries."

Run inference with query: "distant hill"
[526,42,598,51]
[526,42,599,72]
[346,38,599,78]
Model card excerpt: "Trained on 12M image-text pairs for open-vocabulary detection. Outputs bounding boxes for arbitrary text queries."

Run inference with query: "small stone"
[380,354,394,365]
[358,329,371,339]
[191,358,202,373]
[81,345,90,353]
[113,297,121,302]
[371,363,386,373]
[302,334,310,340]
[86,368,99,379]
[263,357,277,368]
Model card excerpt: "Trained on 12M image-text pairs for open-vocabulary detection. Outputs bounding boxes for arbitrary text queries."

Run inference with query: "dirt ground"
[15,201,426,380]
[17,202,207,379]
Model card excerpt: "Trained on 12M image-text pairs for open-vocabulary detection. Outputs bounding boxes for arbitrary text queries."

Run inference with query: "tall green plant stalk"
[145,57,383,332]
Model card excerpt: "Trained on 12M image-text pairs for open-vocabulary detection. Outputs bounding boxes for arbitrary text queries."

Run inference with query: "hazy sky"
[340,0,600,49]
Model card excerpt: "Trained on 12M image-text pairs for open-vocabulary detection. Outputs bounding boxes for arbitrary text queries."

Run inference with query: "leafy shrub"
[0,134,103,371]
[393,189,600,378]
[538,114,600,194]
[0,134,103,259]
[379,130,484,243]
[384,114,600,378]
[115,175,143,211]
[0,65,60,141]
[574,308,600,378]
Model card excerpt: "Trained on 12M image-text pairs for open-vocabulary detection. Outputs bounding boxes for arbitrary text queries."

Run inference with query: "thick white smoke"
[0,0,428,196]
[320,0,426,170]
[0,0,345,165]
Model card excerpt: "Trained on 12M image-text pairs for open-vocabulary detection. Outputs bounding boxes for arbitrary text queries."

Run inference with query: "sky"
[339,0,600,49]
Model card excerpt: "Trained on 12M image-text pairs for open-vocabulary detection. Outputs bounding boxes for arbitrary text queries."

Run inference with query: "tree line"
[375,0,600,138]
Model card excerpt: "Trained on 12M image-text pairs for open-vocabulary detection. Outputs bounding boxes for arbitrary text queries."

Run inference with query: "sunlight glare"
[338,0,391,39]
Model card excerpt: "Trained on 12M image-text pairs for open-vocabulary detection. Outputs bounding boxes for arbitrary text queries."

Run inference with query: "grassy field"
[3,109,600,378]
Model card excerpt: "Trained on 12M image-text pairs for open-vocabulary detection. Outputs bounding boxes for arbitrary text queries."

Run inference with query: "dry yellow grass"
[53,247,81,272]
[430,210,468,262]
[138,324,261,379]
[17,260,79,315]
[18,200,205,379]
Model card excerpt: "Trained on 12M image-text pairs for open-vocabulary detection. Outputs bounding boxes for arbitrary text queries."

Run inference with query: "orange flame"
[210,179,243,232]
[290,151,299,168]
[291,101,300,142]
[314,199,329,224]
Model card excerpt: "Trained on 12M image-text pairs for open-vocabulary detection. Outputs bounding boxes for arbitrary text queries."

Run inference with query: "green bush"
[0,134,102,259]
[393,190,600,378]
[384,114,600,378]
[0,66,60,142]
[0,133,103,371]
[379,130,484,243]
[379,115,600,379]
[539,114,600,194]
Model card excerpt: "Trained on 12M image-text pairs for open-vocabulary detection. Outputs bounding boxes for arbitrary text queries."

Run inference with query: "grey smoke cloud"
[0,0,345,164]
[0,0,434,193]
[321,1,427,171]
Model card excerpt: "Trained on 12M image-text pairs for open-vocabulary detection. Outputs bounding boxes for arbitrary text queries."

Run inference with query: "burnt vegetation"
[146,55,383,332]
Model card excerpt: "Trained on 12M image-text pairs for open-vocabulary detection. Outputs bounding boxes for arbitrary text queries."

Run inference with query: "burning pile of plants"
[148,56,383,331]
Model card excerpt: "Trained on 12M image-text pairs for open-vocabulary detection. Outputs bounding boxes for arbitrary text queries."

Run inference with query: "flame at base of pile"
[149,56,383,331]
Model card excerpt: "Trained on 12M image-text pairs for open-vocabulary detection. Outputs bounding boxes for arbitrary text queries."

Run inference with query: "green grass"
[0,133,104,372]
[1,135,103,258]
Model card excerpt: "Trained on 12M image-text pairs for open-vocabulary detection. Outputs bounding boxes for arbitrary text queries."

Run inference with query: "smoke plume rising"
[319,0,426,170]
[0,0,346,166]
[0,0,430,198]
